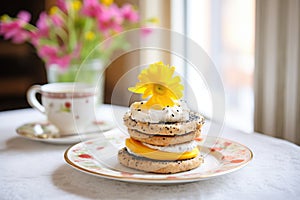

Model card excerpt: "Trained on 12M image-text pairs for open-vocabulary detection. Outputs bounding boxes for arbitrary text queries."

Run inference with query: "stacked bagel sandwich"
[118,100,205,174]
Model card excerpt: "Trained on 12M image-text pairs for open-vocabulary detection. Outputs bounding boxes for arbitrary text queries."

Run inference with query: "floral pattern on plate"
[64,130,253,184]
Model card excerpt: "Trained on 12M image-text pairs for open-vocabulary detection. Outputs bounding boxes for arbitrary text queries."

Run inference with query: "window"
[171,0,255,132]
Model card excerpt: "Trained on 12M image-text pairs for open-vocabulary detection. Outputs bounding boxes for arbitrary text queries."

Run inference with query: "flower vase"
[47,59,105,105]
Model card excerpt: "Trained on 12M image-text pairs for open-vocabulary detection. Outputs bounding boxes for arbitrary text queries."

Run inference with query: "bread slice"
[118,148,203,174]
[123,112,205,136]
[128,128,201,146]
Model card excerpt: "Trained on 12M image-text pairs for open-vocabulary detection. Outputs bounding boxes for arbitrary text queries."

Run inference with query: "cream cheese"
[130,100,190,123]
[142,140,198,153]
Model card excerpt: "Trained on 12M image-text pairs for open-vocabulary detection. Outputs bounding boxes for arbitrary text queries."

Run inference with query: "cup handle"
[26,85,45,114]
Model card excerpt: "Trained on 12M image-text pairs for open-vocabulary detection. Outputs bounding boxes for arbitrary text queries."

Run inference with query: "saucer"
[16,120,115,145]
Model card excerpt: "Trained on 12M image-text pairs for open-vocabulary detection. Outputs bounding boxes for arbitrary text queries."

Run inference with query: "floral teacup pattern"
[27,82,96,134]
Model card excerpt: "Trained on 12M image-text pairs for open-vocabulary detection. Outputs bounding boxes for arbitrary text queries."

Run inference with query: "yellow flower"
[128,61,184,109]
[49,6,59,15]
[148,17,160,24]
[101,0,114,6]
[85,31,95,40]
[71,0,82,11]
[0,15,9,22]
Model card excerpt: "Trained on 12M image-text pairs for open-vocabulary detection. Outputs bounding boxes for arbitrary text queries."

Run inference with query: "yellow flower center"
[128,61,184,108]
[153,84,167,96]
[101,0,114,6]
[71,0,82,11]
[49,6,58,15]
[148,17,160,24]
[85,31,95,40]
[0,15,9,22]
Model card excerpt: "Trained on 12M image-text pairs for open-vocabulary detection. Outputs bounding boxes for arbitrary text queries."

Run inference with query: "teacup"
[27,82,97,135]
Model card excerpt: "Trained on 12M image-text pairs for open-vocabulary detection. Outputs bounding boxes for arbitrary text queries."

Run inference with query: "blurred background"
[0,0,299,144]
[0,0,47,111]
[0,0,255,131]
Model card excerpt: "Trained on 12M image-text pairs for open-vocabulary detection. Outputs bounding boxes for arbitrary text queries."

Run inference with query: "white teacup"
[27,82,96,135]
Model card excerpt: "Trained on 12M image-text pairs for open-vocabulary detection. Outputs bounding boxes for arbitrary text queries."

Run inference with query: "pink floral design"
[120,172,134,177]
[66,135,252,182]
[230,159,245,163]
[97,4,124,34]
[0,11,31,43]
[96,146,104,150]
[65,102,71,108]
[93,120,105,125]
[59,101,72,112]
[38,45,72,69]
[141,27,153,37]
[82,0,104,18]
[36,12,50,38]
[56,0,68,12]
[224,141,232,147]
[210,147,223,152]
[121,4,139,23]
[78,154,93,159]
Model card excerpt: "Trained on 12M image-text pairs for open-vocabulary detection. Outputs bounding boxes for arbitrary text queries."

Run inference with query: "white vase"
[47,59,105,105]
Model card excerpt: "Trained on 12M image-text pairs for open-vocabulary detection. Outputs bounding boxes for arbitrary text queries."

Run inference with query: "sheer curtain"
[254,0,300,144]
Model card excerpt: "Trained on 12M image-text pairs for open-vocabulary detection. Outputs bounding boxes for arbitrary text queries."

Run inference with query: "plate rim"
[64,136,253,183]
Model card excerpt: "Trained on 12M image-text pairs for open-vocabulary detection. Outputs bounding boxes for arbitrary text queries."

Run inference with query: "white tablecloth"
[0,105,300,200]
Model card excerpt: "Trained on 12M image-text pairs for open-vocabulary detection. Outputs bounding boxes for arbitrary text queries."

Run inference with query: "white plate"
[64,129,253,183]
[16,120,115,145]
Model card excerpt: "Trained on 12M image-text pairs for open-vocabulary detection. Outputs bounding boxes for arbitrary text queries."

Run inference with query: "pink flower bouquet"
[0,0,144,70]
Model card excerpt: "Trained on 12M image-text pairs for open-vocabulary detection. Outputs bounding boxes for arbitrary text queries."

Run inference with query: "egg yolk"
[125,138,199,161]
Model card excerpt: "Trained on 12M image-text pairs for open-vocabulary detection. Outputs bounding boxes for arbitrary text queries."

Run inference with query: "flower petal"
[128,61,184,108]
[17,11,31,23]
